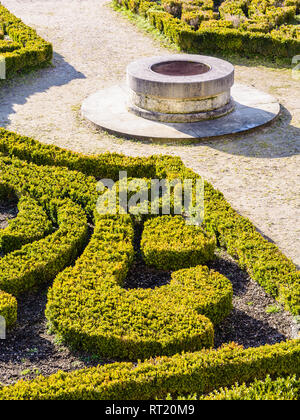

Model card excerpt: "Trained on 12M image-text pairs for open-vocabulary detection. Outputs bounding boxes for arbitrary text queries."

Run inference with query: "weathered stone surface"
[127,54,234,99]
[81,84,280,142]
[128,98,235,123]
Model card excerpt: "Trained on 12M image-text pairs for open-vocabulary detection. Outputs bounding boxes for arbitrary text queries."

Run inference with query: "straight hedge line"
[0,340,299,399]
[198,374,300,400]
[114,0,300,58]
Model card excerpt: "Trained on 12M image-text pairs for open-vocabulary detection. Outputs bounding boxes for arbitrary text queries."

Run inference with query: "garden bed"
[0,4,52,78]
[0,128,298,399]
[113,0,300,58]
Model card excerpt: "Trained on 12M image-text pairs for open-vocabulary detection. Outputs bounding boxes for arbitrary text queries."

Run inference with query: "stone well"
[81,54,280,142]
[127,55,235,123]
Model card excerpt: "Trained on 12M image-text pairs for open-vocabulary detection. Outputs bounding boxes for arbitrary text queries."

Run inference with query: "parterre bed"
[0,3,52,78]
[0,127,298,399]
[113,0,300,58]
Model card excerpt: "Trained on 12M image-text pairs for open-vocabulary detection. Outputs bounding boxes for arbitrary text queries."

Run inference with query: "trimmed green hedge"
[114,0,300,58]
[0,127,298,397]
[0,340,299,400]
[198,375,300,400]
[0,4,52,78]
[0,194,52,255]
[0,290,17,329]
[0,128,298,316]
[0,199,88,296]
[141,215,216,271]
[46,212,233,360]
[0,198,88,329]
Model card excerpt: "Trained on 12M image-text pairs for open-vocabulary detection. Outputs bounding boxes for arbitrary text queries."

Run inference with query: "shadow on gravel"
[192,105,300,159]
[0,52,86,128]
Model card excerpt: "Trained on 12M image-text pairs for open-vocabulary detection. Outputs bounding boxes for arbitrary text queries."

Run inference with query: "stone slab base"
[81,84,280,142]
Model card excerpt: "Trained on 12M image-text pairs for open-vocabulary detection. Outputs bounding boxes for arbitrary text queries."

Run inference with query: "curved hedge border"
[0,290,17,329]
[0,193,52,255]
[46,212,232,360]
[0,4,52,78]
[0,198,88,328]
[0,199,88,296]
[113,0,300,59]
[0,127,298,398]
[0,340,299,400]
[141,215,216,271]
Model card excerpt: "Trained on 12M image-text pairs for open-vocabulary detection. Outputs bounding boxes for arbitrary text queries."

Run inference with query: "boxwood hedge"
[0,197,88,328]
[0,4,52,78]
[113,0,300,58]
[0,193,52,255]
[0,290,17,329]
[141,215,216,271]
[0,127,298,398]
[199,374,300,400]
[46,212,233,360]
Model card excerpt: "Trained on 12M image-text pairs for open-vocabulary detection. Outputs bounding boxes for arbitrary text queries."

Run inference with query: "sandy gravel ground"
[0,0,299,266]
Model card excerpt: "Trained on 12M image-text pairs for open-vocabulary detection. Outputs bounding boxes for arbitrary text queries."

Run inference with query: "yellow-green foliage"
[0,127,298,397]
[0,340,299,400]
[0,197,88,329]
[0,4,52,77]
[141,215,216,271]
[0,128,298,316]
[0,291,17,329]
[199,375,300,400]
[46,212,233,360]
[114,0,300,57]
[0,194,53,255]
[0,199,88,296]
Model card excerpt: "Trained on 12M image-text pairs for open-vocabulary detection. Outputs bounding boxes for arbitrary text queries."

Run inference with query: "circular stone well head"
[127,54,235,123]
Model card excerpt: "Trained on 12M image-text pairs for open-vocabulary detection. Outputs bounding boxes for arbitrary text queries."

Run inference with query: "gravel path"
[0,0,299,267]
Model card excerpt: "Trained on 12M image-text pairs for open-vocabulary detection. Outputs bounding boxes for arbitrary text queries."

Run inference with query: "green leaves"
[0,4,52,78]
[0,195,52,255]
[141,215,216,271]
[0,126,298,397]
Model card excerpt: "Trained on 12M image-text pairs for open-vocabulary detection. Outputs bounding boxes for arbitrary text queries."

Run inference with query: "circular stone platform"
[81,83,280,142]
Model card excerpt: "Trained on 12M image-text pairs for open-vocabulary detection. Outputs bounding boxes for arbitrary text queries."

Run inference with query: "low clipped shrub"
[46,212,233,360]
[0,194,53,255]
[0,199,88,296]
[0,127,298,398]
[0,291,17,329]
[0,128,298,316]
[0,197,88,330]
[0,340,299,400]
[113,0,300,58]
[0,4,52,77]
[141,215,216,271]
[199,375,300,400]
